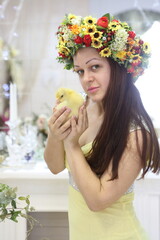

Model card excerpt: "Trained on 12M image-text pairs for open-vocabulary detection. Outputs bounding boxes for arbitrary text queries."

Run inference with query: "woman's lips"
[87,87,99,93]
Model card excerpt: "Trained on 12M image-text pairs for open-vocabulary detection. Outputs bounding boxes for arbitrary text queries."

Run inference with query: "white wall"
[89,0,160,16]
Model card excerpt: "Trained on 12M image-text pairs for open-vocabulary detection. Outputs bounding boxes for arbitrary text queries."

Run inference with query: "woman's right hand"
[48,106,71,141]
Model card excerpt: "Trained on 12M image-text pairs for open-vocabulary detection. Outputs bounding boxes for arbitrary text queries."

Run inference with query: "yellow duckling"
[55,88,85,118]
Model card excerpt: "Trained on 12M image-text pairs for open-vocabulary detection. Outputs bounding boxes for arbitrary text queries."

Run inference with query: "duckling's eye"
[92,65,99,70]
[60,94,64,98]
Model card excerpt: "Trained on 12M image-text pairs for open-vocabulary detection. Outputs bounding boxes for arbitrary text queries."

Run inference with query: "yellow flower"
[100,48,111,57]
[121,22,129,29]
[91,31,103,39]
[59,45,70,56]
[86,25,96,34]
[58,36,66,44]
[68,14,76,21]
[91,39,103,48]
[71,25,81,34]
[84,16,96,25]
[143,42,151,54]
[131,54,142,64]
[108,21,121,31]
[115,51,127,60]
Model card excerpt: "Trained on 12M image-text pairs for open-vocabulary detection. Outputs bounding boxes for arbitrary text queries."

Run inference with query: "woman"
[44,13,160,239]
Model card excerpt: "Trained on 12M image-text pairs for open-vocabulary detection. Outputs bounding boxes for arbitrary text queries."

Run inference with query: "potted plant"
[0,183,37,238]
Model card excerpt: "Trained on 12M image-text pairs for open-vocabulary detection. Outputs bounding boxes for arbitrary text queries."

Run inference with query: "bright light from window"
[135,21,160,128]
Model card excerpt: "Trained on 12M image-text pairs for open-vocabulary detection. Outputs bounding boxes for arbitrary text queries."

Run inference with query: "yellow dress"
[66,142,149,240]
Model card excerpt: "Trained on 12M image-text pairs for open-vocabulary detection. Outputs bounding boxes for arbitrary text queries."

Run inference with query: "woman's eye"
[92,65,99,70]
[76,70,84,75]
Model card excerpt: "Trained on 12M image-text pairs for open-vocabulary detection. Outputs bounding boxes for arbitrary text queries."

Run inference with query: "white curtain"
[0,0,88,117]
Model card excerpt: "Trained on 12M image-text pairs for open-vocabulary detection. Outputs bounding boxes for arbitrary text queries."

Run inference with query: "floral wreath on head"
[56,13,151,81]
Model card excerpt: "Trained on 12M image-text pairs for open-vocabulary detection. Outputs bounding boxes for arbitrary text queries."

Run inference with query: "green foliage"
[102,13,112,22]
[0,183,38,239]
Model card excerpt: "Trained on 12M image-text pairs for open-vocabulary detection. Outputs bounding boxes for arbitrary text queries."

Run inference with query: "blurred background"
[0,0,160,125]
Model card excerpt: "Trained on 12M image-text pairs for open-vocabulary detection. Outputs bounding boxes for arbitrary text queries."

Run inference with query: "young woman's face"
[73,47,111,103]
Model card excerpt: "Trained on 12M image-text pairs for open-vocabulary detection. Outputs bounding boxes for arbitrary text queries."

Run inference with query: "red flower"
[74,36,83,44]
[97,16,109,28]
[112,19,119,23]
[83,35,92,47]
[59,52,67,58]
[128,31,136,39]
[97,46,105,52]
[110,31,115,36]
[139,40,144,45]
[127,66,135,73]
[133,46,140,50]
[132,61,141,67]
[68,24,72,30]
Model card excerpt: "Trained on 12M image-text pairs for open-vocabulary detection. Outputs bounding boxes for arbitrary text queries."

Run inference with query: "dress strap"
[129,120,150,133]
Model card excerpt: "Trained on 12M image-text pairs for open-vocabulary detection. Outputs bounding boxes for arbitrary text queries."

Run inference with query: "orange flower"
[128,38,135,45]
[71,25,81,34]
[127,51,132,57]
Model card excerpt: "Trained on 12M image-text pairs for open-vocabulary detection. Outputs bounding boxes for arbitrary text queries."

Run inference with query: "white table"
[0,162,160,240]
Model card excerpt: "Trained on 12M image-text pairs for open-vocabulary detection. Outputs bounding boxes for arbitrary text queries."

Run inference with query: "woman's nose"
[83,71,94,83]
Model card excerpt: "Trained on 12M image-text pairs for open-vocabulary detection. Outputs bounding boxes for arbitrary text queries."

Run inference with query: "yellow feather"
[55,88,84,117]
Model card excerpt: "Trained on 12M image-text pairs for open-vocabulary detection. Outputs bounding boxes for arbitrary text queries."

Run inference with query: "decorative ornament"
[56,13,151,81]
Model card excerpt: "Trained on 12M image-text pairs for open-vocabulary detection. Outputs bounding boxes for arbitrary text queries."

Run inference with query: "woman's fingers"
[55,109,71,128]
[49,107,71,126]
[83,106,88,129]
[78,105,88,131]
[71,116,77,130]
[77,105,83,125]
[60,126,71,139]
[59,119,71,134]
[49,107,66,123]
[47,107,72,141]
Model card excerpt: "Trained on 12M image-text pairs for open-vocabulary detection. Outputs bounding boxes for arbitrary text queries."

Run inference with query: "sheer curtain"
[0,0,89,117]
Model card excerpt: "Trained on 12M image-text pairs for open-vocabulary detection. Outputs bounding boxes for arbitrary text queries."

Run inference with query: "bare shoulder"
[127,127,150,155]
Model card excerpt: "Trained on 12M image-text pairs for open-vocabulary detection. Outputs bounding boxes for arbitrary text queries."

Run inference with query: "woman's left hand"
[63,105,88,149]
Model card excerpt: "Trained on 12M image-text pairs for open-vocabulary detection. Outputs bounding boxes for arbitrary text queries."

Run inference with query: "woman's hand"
[48,106,71,141]
[63,105,88,149]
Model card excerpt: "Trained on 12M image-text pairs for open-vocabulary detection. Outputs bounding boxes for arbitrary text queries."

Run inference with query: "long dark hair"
[87,58,160,180]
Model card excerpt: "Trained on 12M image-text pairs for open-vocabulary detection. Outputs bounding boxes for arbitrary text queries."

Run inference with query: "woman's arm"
[44,133,65,174]
[64,112,144,211]
[44,107,71,174]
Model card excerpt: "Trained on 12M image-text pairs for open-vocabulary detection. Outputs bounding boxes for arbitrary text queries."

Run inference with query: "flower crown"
[56,13,151,80]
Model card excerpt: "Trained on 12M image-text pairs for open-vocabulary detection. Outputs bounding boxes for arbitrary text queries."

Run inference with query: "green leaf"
[10,210,21,222]
[2,208,8,215]
[96,25,106,30]
[18,196,26,201]
[102,13,111,22]
[26,197,30,205]
[11,200,17,209]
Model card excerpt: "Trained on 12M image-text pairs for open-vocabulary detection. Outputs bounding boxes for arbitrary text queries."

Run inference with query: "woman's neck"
[87,98,104,119]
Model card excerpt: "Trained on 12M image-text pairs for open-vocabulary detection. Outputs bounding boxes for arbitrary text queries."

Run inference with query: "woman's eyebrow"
[86,58,101,64]
[74,58,101,68]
